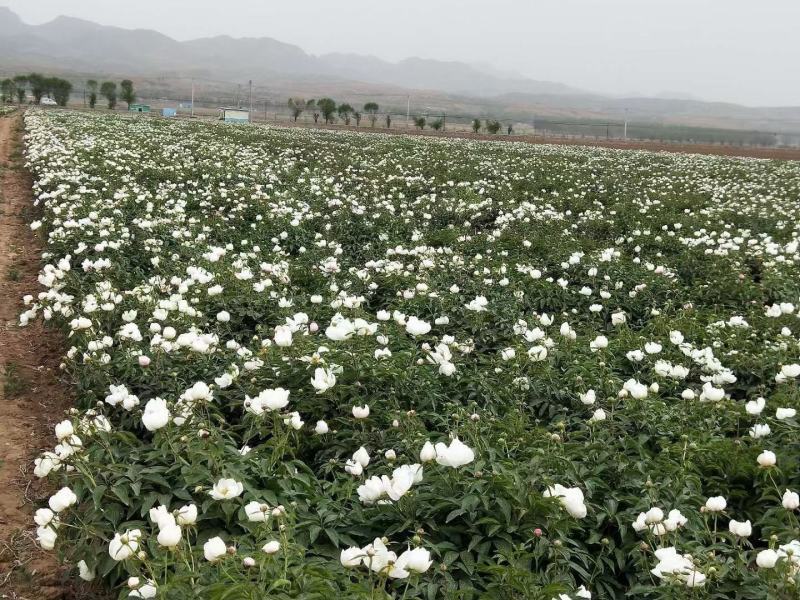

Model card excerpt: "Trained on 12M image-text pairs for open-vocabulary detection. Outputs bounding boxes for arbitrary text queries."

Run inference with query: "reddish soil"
[0,113,91,599]
[279,121,800,161]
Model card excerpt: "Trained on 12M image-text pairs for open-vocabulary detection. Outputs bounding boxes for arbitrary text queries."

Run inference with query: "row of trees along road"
[0,74,137,110]
[86,79,136,109]
[4,80,507,133]
[287,98,512,134]
[1,74,73,106]
[288,98,387,127]
[473,119,511,135]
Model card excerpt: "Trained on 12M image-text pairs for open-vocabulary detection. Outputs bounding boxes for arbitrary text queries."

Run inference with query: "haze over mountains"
[1,6,799,134]
[0,7,581,97]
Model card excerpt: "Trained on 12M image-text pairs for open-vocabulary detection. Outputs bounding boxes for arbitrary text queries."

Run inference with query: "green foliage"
[120,79,135,108]
[87,80,98,109]
[364,102,379,127]
[337,103,354,125]
[485,120,501,134]
[307,100,320,123]
[2,73,71,106]
[48,77,72,106]
[1,78,15,104]
[288,98,305,122]
[21,110,800,600]
[317,98,336,124]
[100,81,117,109]
[27,72,47,104]
[13,75,26,103]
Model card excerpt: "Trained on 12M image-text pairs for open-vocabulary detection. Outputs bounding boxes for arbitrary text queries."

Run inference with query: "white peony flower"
[434,438,475,468]
[203,536,227,561]
[352,404,370,419]
[142,397,171,431]
[311,367,336,393]
[109,529,142,561]
[405,316,431,336]
[782,489,800,510]
[704,496,727,512]
[757,450,776,468]
[48,487,77,513]
[728,519,752,538]
[544,484,587,519]
[209,478,244,500]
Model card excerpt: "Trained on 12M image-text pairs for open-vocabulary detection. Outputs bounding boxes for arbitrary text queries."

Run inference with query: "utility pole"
[248,80,253,123]
[190,79,194,118]
[623,108,628,140]
[406,95,410,129]
[236,84,241,109]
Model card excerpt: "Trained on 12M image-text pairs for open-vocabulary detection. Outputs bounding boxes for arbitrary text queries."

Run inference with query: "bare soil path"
[0,113,87,599]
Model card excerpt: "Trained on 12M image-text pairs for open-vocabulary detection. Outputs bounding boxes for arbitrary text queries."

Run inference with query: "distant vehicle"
[41,97,57,106]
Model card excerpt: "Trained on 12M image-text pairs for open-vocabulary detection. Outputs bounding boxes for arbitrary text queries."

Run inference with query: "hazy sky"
[4,0,799,106]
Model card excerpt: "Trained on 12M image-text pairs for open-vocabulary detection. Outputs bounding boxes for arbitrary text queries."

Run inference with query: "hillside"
[1,6,800,134]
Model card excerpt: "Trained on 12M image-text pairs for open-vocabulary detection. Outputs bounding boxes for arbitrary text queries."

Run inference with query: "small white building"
[219,107,250,124]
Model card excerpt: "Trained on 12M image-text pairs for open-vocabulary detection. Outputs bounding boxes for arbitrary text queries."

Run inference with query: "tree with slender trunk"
[288,97,305,122]
[87,80,98,109]
[120,79,135,108]
[100,81,117,109]
[13,75,26,104]
[385,114,391,128]
[28,73,47,104]
[337,103,353,125]
[50,78,73,107]
[414,116,426,130]
[353,111,361,127]
[472,119,481,133]
[0,79,13,104]
[306,99,319,123]
[364,102,379,127]
[317,98,336,124]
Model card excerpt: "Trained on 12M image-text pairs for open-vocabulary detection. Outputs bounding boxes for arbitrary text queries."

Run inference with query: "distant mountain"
[316,54,582,97]
[0,7,585,97]
[494,92,800,134]
[1,6,799,134]
[653,91,705,102]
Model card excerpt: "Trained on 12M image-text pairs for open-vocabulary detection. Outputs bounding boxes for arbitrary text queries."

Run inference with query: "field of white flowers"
[19,109,800,599]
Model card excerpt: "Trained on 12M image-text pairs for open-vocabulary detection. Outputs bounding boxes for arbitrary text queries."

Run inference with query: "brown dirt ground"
[0,113,95,599]
[277,120,800,161]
